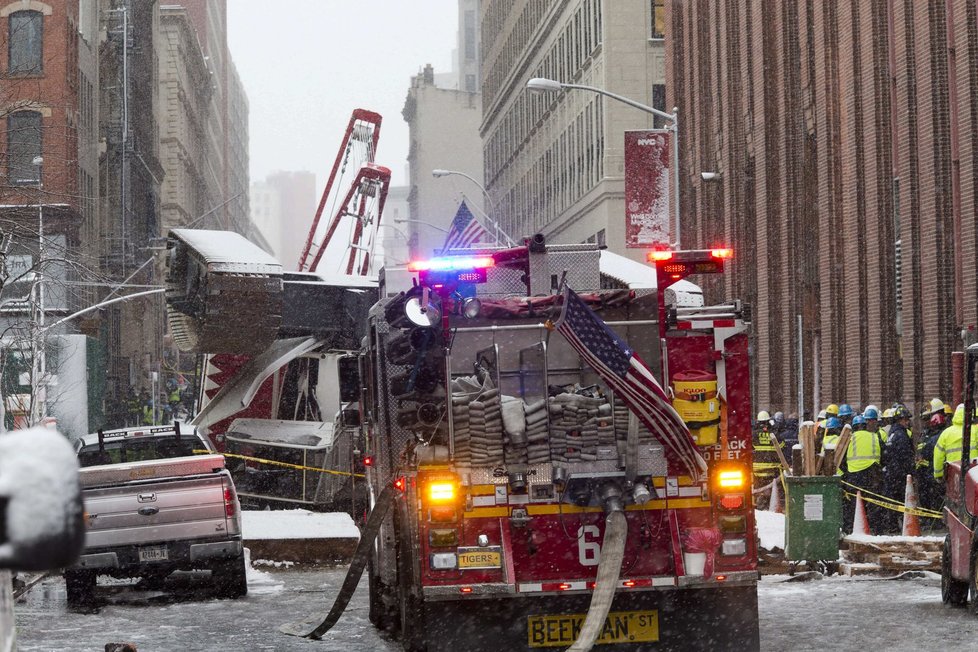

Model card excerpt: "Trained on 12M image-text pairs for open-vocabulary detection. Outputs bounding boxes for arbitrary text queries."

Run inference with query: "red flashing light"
[710,248,734,259]
[670,274,682,280]
[648,250,674,262]
[720,494,744,510]
[623,580,636,588]
[558,583,572,591]
[459,586,473,594]
[716,574,728,582]
[363,456,374,467]
[408,256,496,272]
[394,477,406,492]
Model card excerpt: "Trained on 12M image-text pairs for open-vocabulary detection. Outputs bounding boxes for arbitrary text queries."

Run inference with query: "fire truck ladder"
[298,109,391,277]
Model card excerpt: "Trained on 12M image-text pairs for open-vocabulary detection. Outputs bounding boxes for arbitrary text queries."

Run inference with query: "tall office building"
[480,0,667,258]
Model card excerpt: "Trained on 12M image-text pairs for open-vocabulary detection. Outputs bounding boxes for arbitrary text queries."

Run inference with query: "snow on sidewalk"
[242,509,360,540]
[755,510,785,551]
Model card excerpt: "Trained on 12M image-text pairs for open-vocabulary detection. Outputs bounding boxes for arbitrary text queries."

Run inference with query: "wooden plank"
[832,424,852,472]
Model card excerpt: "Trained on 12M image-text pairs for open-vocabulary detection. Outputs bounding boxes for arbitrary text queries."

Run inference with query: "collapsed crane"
[166,109,391,513]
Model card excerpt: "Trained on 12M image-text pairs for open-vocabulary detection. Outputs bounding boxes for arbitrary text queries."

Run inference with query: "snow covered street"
[12,560,978,651]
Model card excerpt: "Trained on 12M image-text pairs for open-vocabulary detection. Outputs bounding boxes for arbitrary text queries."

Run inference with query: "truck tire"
[395,512,426,652]
[368,556,398,632]
[942,536,968,606]
[64,569,96,607]
[213,554,248,599]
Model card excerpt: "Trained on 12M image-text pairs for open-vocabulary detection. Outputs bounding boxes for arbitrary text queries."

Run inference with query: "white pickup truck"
[66,424,247,606]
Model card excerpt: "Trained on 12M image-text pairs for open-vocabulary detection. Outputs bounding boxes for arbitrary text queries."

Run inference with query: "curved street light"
[431,169,515,246]
[394,217,449,234]
[527,77,682,247]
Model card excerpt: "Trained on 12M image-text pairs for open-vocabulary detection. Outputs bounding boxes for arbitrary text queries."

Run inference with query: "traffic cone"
[852,490,870,535]
[902,474,921,537]
[768,477,783,514]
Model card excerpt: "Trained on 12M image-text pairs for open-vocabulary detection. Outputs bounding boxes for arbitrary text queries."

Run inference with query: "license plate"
[456,546,502,569]
[138,545,168,562]
[527,610,658,648]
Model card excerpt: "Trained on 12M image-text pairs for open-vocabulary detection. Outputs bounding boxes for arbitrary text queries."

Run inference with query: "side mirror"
[338,356,361,403]
[0,427,85,571]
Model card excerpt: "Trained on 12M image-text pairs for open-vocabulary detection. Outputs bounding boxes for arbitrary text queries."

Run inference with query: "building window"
[465,74,476,93]
[651,0,665,39]
[8,10,43,74]
[6,110,42,184]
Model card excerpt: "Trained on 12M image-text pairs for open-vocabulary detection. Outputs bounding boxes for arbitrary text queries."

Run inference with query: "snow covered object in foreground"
[0,426,85,652]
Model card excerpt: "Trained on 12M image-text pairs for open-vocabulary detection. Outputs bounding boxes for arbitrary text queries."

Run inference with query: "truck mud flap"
[279,482,397,639]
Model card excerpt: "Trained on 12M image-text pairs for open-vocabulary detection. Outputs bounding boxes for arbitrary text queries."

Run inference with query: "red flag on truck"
[555,287,707,478]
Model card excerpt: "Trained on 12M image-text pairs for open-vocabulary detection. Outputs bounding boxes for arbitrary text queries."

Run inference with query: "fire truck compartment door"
[192,336,324,434]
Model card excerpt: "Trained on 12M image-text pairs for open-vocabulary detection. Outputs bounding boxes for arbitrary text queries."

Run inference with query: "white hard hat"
[757,410,771,422]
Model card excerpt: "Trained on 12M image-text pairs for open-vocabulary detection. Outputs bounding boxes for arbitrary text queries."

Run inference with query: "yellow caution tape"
[192,449,365,478]
[840,479,943,518]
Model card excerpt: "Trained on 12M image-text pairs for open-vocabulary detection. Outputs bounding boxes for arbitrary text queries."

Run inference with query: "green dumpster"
[784,475,841,561]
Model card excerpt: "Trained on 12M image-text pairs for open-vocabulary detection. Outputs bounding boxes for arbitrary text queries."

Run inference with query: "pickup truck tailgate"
[80,456,236,549]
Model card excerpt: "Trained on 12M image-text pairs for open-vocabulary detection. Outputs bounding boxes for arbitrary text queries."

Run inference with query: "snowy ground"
[14,562,977,651]
[14,564,399,652]
[758,572,978,651]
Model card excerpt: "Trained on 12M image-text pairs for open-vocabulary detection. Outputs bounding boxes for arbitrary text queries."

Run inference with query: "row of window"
[484,0,602,187]
[8,10,43,75]
[482,0,561,109]
[494,97,604,240]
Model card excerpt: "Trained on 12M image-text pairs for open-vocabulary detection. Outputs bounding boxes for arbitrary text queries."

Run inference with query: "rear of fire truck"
[360,241,759,651]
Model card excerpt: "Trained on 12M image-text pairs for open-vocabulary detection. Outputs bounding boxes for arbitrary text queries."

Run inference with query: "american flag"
[442,201,491,249]
[555,287,707,478]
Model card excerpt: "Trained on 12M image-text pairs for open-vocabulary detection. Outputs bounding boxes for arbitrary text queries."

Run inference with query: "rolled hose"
[567,509,628,651]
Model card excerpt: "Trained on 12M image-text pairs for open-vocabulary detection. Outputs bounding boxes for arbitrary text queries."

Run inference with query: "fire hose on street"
[567,508,628,651]
[279,482,397,639]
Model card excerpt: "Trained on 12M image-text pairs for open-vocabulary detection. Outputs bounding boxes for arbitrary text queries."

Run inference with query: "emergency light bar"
[409,255,495,287]
[408,256,495,272]
[648,248,733,281]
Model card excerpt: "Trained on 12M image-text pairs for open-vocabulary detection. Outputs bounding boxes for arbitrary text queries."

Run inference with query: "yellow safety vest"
[846,429,881,473]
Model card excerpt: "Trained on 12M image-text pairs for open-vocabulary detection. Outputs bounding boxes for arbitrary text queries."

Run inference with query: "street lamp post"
[527,77,683,248]
[32,155,45,425]
[394,218,449,234]
[431,169,515,246]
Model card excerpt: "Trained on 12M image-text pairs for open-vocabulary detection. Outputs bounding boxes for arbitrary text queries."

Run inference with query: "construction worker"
[880,407,894,434]
[881,405,915,534]
[752,410,783,508]
[934,404,978,486]
[916,411,947,529]
[820,417,843,454]
[837,404,855,427]
[839,414,884,534]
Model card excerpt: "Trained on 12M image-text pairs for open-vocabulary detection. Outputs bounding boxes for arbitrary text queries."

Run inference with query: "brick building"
[667,0,978,416]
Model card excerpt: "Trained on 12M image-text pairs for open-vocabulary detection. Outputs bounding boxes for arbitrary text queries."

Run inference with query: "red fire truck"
[291,240,758,650]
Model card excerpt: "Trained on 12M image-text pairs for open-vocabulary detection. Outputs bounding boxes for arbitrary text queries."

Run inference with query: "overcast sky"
[227,1,459,190]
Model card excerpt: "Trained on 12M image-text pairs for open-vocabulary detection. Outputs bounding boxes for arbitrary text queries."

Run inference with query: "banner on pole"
[624,130,671,248]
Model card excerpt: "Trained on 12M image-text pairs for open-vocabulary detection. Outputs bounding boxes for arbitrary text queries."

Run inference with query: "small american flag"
[555,287,707,478]
[442,201,491,250]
